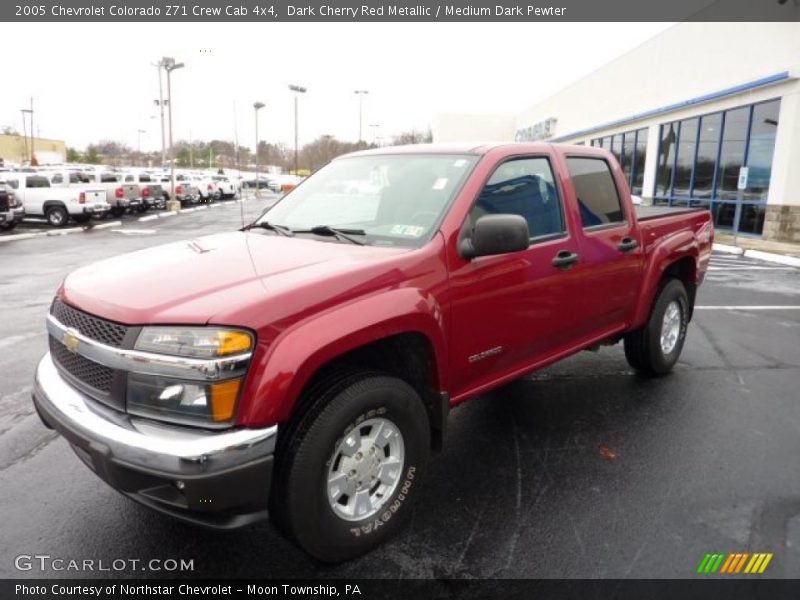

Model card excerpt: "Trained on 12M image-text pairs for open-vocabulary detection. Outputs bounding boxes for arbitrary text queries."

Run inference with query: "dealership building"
[435,22,800,242]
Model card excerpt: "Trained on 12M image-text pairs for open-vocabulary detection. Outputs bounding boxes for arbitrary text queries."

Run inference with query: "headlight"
[128,327,254,428]
[135,326,253,358]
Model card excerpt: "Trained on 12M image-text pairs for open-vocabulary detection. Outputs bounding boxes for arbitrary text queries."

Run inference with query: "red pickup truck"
[33,143,713,561]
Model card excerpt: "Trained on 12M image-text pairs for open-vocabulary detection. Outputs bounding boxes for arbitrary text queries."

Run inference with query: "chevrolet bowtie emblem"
[63,329,80,354]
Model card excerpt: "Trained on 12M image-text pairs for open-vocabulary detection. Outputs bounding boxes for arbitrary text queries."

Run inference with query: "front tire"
[624,278,689,377]
[273,372,430,562]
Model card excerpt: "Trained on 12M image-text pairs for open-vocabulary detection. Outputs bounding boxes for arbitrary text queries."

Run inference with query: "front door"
[448,154,584,397]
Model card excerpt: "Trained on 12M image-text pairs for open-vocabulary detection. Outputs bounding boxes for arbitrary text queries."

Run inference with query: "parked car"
[211,175,238,199]
[94,173,143,217]
[0,180,25,230]
[0,173,107,226]
[32,143,713,561]
[121,172,165,210]
[156,174,199,206]
[190,174,220,203]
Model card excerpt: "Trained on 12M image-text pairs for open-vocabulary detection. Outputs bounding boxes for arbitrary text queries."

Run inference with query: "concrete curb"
[713,242,800,266]
[712,243,744,255]
[90,221,123,230]
[745,249,800,267]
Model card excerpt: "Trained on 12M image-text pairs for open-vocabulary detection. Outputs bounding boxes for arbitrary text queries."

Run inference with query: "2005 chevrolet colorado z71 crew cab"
[33,143,713,561]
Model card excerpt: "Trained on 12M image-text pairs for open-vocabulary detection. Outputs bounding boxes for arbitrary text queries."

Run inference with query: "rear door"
[561,155,644,334]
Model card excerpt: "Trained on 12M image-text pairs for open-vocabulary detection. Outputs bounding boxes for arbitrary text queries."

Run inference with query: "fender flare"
[237,287,448,426]
[631,229,699,328]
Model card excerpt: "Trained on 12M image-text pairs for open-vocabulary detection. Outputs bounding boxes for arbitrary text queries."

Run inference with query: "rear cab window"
[565,157,625,229]
[470,156,566,241]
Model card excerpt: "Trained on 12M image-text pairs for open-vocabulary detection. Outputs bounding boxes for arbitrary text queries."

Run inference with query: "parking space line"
[696,305,800,310]
[708,266,797,271]
[138,214,159,222]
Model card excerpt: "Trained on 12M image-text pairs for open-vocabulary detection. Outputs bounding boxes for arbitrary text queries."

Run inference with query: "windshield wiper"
[295,225,367,245]
[242,221,294,237]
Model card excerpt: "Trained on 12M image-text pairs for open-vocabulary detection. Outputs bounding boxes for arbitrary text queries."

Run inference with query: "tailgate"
[125,184,140,199]
[82,189,106,205]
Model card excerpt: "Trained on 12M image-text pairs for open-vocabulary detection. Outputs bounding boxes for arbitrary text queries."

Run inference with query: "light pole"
[354,90,368,143]
[137,129,146,165]
[152,61,167,168]
[21,98,34,165]
[20,108,31,163]
[163,57,184,211]
[288,84,306,174]
[253,101,265,198]
[369,123,380,146]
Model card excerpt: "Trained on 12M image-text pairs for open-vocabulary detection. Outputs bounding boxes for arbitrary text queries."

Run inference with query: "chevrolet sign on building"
[515,118,557,142]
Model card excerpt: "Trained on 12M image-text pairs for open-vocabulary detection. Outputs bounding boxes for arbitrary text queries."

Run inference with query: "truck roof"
[344,142,603,158]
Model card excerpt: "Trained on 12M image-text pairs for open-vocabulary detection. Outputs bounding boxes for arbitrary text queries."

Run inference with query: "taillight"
[79,192,86,204]
[176,185,183,194]
[142,187,150,197]
[208,183,213,191]
[115,187,124,199]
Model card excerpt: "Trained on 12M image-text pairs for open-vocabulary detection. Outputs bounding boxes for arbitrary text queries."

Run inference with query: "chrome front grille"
[50,298,128,347]
[49,337,114,394]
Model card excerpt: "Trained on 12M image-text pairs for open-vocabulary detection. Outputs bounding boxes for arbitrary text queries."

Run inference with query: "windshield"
[257,153,479,247]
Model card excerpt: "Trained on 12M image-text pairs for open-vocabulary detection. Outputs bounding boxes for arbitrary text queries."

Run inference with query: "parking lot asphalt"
[0,208,798,580]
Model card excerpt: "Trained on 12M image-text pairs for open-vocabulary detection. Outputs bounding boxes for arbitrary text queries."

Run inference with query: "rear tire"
[272,372,430,562]
[0,222,17,231]
[45,206,68,227]
[110,206,125,218]
[73,214,91,224]
[624,278,689,377]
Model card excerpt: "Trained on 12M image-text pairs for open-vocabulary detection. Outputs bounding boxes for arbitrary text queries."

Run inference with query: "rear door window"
[565,157,625,228]
[26,176,50,188]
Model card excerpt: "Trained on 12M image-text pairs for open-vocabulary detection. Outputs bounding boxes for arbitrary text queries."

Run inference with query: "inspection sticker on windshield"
[390,225,426,237]
[453,159,469,167]
[432,177,449,190]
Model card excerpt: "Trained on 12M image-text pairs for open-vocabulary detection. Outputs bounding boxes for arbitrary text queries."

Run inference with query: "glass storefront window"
[656,122,677,196]
[716,106,750,200]
[693,113,722,198]
[590,128,648,196]
[738,204,766,235]
[653,99,780,236]
[611,134,623,166]
[673,118,698,197]
[622,132,635,183]
[712,202,736,229]
[632,128,647,195]
[745,99,780,202]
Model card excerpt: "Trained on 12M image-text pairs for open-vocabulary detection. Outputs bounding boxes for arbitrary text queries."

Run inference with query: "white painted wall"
[434,113,515,144]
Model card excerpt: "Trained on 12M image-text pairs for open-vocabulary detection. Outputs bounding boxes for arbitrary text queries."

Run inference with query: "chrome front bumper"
[33,353,277,528]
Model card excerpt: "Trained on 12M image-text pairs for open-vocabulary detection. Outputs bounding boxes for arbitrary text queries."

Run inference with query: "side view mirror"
[459,214,530,260]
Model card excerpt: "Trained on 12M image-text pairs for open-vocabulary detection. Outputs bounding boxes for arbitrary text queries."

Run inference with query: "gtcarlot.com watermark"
[14,554,194,573]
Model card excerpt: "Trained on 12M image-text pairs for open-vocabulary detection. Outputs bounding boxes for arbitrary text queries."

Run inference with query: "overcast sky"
[3,22,673,151]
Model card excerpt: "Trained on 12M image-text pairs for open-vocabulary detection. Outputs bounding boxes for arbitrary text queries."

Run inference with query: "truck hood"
[61,231,409,326]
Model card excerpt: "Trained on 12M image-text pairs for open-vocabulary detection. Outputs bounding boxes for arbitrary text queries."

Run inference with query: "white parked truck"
[0,173,108,226]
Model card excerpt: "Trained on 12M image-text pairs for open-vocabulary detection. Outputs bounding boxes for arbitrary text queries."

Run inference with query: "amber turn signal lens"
[210,379,242,422]
[216,331,253,356]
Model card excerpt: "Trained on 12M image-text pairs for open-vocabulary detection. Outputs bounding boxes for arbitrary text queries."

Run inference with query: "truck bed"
[635,204,707,221]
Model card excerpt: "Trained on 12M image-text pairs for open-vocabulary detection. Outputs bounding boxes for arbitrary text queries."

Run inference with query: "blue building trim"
[550,71,791,142]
